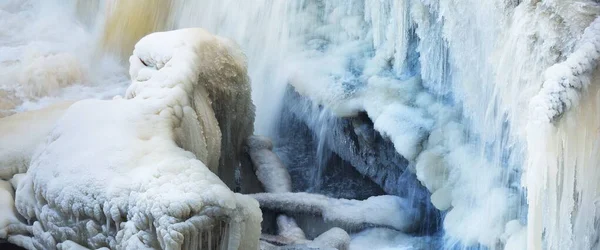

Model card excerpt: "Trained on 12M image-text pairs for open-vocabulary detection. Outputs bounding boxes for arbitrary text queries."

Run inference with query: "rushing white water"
[1,0,600,249]
[0,0,128,116]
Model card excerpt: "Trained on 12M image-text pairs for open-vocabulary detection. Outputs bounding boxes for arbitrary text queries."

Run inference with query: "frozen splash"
[1,0,600,249]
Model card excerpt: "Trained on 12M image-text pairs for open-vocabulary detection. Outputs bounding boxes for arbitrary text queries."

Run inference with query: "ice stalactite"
[526,15,600,250]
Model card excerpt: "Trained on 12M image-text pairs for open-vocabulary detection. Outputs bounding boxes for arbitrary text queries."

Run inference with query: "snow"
[3,28,261,250]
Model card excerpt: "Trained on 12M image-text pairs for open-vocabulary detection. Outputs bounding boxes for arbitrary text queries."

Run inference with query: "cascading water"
[1,0,599,249]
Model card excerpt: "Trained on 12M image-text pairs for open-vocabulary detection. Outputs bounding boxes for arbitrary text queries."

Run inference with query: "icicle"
[199,230,204,250]
[192,230,199,250]
[220,221,229,250]
[105,217,110,233]
[208,229,212,250]
[183,229,190,250]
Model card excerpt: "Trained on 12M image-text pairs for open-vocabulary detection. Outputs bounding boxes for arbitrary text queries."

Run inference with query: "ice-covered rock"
[1,28,261,250]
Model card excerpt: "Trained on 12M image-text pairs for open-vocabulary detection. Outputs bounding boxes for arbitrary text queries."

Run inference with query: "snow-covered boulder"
[1,28,260,250]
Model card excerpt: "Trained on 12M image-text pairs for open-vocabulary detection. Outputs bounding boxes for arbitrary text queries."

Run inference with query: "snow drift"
[0,28,261,250]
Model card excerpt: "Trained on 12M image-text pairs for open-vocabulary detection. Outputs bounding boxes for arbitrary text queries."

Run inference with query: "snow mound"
[2,28,261,250]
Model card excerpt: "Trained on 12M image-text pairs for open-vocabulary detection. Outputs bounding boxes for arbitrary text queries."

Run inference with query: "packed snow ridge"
[0,28,261,250]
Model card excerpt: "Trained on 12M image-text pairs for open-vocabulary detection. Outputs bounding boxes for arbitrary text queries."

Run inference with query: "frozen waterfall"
[1,0,600,249]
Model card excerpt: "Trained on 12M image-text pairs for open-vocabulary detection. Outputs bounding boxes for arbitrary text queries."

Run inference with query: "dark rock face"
[273,86,441,235]
[273,88,386,200]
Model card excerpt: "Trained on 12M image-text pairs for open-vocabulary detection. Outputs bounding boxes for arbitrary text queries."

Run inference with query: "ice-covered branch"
[246,135,352,250]
[251,192,421,233]
[246,135,350,250]
[246,136,293,194]
[246,135,307,244]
